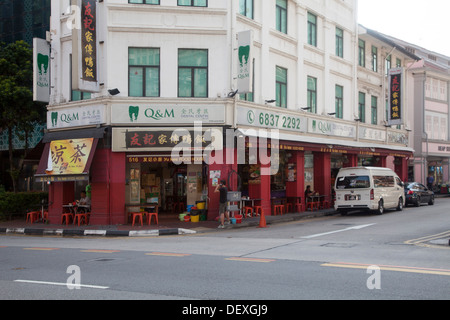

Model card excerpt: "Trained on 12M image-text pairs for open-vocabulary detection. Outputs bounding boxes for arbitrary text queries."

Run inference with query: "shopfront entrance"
[125,155,208,215]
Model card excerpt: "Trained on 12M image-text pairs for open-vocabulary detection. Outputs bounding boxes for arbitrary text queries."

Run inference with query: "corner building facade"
[39,0,415,225]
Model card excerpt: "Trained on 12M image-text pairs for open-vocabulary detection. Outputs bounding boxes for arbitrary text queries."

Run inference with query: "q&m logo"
[128,106,175,122]
[51,112,79,127]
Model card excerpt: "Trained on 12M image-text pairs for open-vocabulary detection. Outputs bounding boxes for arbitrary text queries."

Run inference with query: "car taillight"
[407,190,414,195]
[370,189,374,200]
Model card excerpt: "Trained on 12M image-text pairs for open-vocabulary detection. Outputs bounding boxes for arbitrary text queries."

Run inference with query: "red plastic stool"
[73,214,87,226]
[132,212,143,226]
[285,203,293,213]
[145,211,159,225]
[244,207,253,217]
[295,202,305,212]
[274,205,284,215]
[254,206,263,216]
[61,213,73,225]
[26,211,39,224]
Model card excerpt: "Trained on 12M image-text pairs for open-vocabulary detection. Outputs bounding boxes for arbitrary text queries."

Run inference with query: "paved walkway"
[0,209,337,237]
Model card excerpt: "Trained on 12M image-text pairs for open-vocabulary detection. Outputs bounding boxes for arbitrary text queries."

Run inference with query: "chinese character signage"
[33,38,50,103]
[125,130,211,150]
[111,104,225,125]
[112,127,223,152]
[81,0,97,82]
[72,0,99,93]
[46,138,94,175]
[47,105,106,129]
[237,30,253,94]
[388,68,404,126]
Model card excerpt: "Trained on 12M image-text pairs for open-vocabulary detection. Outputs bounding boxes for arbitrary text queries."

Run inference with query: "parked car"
[404,182,435,207]
[334,167,404,215]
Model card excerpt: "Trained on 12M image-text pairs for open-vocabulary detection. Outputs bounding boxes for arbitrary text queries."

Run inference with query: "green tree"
[0,40,46,192]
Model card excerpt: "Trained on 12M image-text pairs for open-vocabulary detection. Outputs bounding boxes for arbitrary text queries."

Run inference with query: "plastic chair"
[131,212,143,227]
[73,213,87,226]
[145,211,159,225]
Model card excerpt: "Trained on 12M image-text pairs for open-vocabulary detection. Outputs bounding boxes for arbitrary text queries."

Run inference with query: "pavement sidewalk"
[0,208,337,237]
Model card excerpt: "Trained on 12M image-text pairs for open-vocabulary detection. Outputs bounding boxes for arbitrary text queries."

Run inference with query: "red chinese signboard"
[81,0,97,82]
[388,68,403,126]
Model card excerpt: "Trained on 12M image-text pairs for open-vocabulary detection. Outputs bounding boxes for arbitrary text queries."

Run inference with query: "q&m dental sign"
[47,105,106,129]
[111,104,225,125]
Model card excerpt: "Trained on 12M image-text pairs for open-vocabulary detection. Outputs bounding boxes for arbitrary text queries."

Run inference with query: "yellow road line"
[145,252,191,257]
[80,250,120,253]
[226,257,275,263]
[321,262,450,277]
[404,230,450,250]
[23,248,60,251]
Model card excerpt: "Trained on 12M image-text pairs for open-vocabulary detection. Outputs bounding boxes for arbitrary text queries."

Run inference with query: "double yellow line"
[322,262,450,277]
[404,230,450,250]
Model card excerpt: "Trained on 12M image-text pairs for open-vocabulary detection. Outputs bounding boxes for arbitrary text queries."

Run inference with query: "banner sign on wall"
[46,138,94,175]
[72,0,99,93]
[388,67,404,126]
[237,30,253,94]
[47,105,106,129]
[33,38,50,103]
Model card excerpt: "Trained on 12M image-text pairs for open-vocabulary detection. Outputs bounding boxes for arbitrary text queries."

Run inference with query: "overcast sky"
[358,0,450,57]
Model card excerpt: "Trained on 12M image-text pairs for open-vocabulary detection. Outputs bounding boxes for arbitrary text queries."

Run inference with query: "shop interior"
[126,159,208,216]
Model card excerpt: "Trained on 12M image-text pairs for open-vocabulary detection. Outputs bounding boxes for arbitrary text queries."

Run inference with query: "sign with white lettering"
[47,105,106,129]
[308,119,356,138]
[111,104,225,125]
[236,106,307,133]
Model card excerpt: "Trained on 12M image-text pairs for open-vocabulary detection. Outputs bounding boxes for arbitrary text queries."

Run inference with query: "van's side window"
[373,176,394,188]
[395,177,403,187]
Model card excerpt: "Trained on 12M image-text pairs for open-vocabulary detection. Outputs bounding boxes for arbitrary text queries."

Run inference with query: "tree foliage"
[0,40,47,192]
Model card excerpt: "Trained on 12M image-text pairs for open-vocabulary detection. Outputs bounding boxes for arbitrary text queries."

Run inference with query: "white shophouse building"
[38,0,416,225]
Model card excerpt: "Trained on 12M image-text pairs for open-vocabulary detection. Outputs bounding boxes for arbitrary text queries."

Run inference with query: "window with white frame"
[425,112,448,141]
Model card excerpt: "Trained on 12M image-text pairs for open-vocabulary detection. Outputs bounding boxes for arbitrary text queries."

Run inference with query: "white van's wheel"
[396,198,403,211]
[376,200,384,215]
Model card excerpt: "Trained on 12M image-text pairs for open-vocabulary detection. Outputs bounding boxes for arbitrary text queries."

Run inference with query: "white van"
[334,167,404,215]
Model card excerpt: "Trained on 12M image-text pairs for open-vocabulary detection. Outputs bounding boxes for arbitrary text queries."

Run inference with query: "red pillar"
[248,161,271,216]
[395,157,408,182]
[48,181,74,224]
[344,154,358,167]
[375,156,387,167]
[89,149,126,225]
[314,152,332,202]
[286,151,305,207]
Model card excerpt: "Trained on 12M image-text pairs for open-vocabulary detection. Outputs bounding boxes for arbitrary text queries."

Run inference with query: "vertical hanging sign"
[33,38,50,103]
[81,0,97,82]
[237,30,253,94]
[73,0,99,93]
[388,67,404,126]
